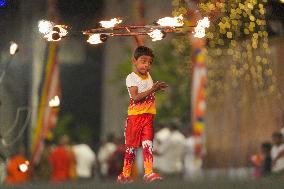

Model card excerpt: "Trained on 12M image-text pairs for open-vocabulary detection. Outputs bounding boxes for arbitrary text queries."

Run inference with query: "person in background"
[271,132,284,177]
[155,124,185,178]
[97,134,117,179]
[251,142,272,178]
[34,139,53,181]
[183,128,203,180]
[4,145,30,184]
[153,125,170,172]
[49,135,73,182]
[260,142,272,176]
[72,139,96,181]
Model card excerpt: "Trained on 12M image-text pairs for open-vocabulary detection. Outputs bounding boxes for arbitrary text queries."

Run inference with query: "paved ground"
[1,178,283,189]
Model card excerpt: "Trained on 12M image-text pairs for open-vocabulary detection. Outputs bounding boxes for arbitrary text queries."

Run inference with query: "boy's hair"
[134,46,154,60]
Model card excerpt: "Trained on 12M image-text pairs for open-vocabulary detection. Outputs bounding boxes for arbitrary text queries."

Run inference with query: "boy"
[117,46,168,183]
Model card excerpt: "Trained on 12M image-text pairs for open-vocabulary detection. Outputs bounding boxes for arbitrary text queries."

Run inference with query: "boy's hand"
[152,81,168,92]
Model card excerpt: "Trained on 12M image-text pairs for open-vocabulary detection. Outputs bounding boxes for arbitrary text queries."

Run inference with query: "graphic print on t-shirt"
[126,72,156,115]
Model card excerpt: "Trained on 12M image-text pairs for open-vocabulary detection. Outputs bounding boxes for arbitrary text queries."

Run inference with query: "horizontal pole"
[83,25,196,33]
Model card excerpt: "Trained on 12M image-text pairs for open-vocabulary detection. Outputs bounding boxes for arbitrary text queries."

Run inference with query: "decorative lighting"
[9,42,19,55]
[49,96,60,107]
[0,0,7,8]
[18,161,29,173]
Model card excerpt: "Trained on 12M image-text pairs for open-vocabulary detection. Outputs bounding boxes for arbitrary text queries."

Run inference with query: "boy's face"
[132,55,153,75]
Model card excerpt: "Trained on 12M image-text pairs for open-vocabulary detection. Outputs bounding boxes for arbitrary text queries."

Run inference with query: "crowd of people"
[251,128,284,179]
[3,135,96,185]
[4,125,284,185]
[1,125,204,185]
[1,125,284,184]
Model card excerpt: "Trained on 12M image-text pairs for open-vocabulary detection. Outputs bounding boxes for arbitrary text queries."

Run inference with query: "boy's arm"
[128,81,168,102]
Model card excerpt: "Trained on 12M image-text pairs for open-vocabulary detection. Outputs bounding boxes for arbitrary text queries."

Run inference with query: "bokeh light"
[0,0,7,8]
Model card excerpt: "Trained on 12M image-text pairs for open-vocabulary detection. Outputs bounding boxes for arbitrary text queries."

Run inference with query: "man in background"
[72,139,96,181]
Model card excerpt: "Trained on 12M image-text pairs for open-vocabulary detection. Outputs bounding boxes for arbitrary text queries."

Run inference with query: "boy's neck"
[133,70,148,78]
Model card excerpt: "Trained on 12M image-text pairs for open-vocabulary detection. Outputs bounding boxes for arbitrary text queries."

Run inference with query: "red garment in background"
[49,146,71,182]
[4,155,29,184]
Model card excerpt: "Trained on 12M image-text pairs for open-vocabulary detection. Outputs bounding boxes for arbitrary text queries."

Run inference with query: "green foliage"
[116,40,191,127]
[54,113,94,144]
[198,0,277,104]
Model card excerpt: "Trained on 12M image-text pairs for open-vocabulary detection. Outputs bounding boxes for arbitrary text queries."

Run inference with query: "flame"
[9,42,19,55]
[38,20,54,35]
[193,17,210,38]
[197,17,210,28]
[99,18,122,28]
[43,25,68,41]
[43,31,61,41]
[148,29,165,41]
[87,34,104,45]
[157,15,184,27]
[54,25,68,37]
[49,96,60,107]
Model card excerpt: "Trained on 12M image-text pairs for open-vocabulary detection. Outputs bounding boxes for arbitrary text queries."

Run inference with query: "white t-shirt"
[126,72,153,97]
[97,142,117,175]
[157,131,186,174]
[125,72,156,115]
[271,143,284,173]
[72,144,96,178]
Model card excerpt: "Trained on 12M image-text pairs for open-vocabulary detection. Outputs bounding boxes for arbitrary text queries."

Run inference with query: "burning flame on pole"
[193,17,210,38]
[38,20,54,35]
[156,15,184,27]
[43,31,60,41]
[99,18,122,28]
[49,96,60,107]
[43,25,69,41]
[86,34,108,45]
[87,34,103,45]
[38,20,69,42]
[148,29,165,41]
[54,25,68,37]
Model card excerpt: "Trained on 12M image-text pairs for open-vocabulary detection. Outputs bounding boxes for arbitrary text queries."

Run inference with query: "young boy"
[117,46,168,183]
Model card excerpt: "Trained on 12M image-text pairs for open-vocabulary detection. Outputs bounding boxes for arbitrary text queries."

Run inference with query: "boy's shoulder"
[126,72,135,77]
[126,72,152,83]
[126,72,136,81]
